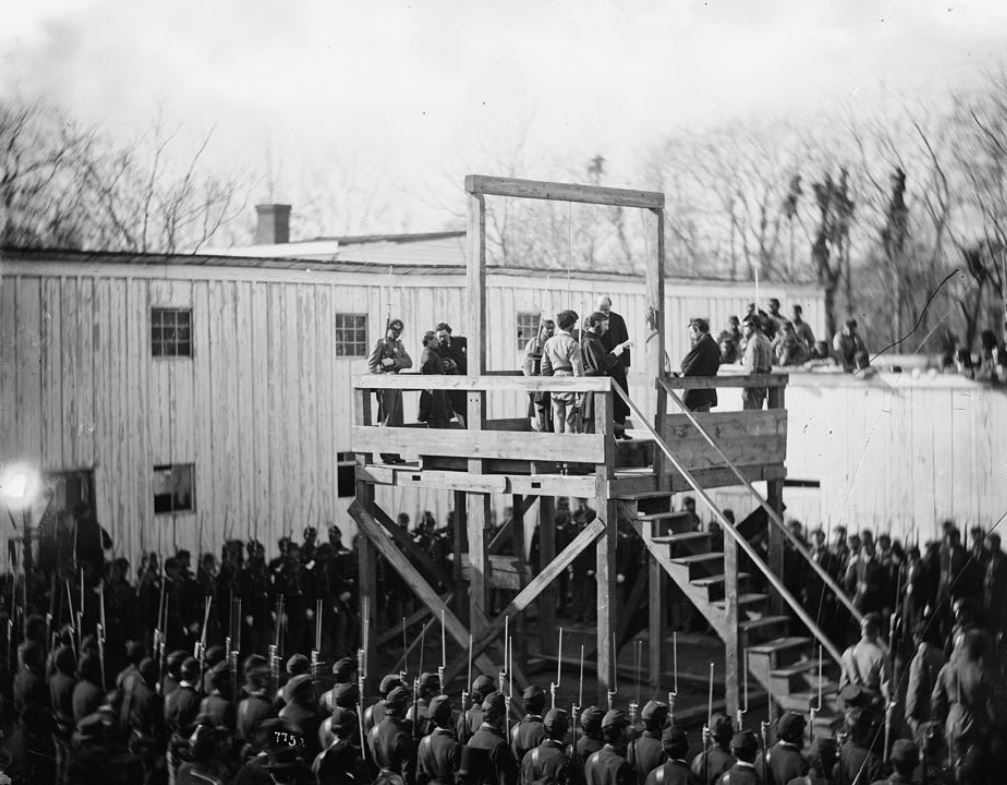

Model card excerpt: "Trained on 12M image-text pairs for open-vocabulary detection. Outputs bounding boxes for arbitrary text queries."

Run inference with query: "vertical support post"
[466,191,487,377]
[512,494,528,670]
[356,481,378,697]
[453,491,468,627]
[538,496,557,656]
[648,553,666,689]
[596,496,619,703]
[645,207,667,487]
[723,531,740,718]
[767,382,786,617]
[467,493,491,639]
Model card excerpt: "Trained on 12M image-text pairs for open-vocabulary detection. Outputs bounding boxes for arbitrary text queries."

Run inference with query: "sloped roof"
[210,230,466,266]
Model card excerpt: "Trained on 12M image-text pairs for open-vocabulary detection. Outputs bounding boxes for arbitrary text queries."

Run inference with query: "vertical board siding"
[14,261,1003,570]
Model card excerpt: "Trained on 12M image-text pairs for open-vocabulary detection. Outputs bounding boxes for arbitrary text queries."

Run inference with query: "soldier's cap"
[285,674,314,702]
[482,691,506,716]
[258,717,305,764]
[641,700,669,723]
[189,723,218,755]
[330,707,356,732]
[544,708,569,731]
[731,729,759,755]
[777,710,806,740]
[246,666,271,691]
[331,682,359,708]
[304,526,317,537]
[180,657,200,682]
[389,318,404,331]
[580,705,605,732]
[379,674,404,695]
[712,714,734,741]
[166,649,188,670]
[73,712,110,743]
[891,739,918,767]
[427,694,453,723]
[209,660,230,688]
[601,709,628,730]
[332,657,356,681]
[472,674,495,697]
[205,644,226,665]
[386,686,412,710]
[420,671,440,690]
[286,653,311,675]
[662,725,688,747]
[522,684,544,701]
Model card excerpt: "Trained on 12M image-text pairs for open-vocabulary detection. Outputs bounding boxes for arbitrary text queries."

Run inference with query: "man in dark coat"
[714,731,760,785]
[418,694,461,784]
[760,711,807,784]
[690,715,735,785]
[459,674,496,745]
[680,318,721,412]
[436,322,468,425]
[581,311,631,433]
[628,700,669,783]
[313,707,369,784]
[72,652,105,723]
[597,296,632,438]
[521,708,571,785]
[371,685,416,784]
[983,532,1007,643]
[644,725,697,785]
[511,684,548,763]
[572,706,606,783]
[584,709,634,785]
[466,690,519,785]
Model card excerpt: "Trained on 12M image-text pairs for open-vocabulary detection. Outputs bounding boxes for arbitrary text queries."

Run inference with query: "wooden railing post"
[538,496,557,656]
[723,531,740,717]
[766,383,786,617]
[356,480,378,696]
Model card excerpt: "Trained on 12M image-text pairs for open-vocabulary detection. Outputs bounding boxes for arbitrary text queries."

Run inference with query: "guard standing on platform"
[368,318,413,463]
[584,710,634,785]
[522,318,556,433]
[521,708,571,785]
[417,694,462,785]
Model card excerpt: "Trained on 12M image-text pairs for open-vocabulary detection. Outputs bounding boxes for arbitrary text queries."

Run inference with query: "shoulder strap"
[532,747,541,775]
[626,739,636,768]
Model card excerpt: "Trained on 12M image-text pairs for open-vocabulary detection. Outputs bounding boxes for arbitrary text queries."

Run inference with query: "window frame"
[152,463,196,516]
[335,313,369,358]
[516,311,542,350]
[151,307,193,358]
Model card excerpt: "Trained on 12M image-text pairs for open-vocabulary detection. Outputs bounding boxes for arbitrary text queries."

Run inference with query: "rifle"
[668,631,678,725]
[311,598,323,702]
[607,632,618,711]
[550,627,563,710]
[703,663,714,785]
[196,596,212,694]
[738,649,750,733]
[571,643,584,758]
[460,633,473,712]
[438,609,446,695]
[629,639,642,729]
[358,595,369,760]
[97,580,107,691]
[227,596,241,705]
[77,567,85,656]
[760,720,770,784]
[808,646,822,745]
[269,594,284,693]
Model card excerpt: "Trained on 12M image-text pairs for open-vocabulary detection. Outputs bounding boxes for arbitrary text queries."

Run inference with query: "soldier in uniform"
[240,541,271,656]
[628,700,669,783]
[834,708,883,785]
[458,674,496,744]
[237,663,277,746]
[904,620,945,747]
[868,738,917,785]
[715,731,760,785]
[643,725,696,785]
[584,710,634,785]
[164,657,203,785]
[572,706,606,782]
[371,685,416,784]
[788,736,837,785]
[72,651,105,723]
[50,644,78,785]
[512,684,548,763]
[319,683,361,750]
[407,672,443,738]
[521,707,571,785]
[313,707,369,785]
[320,657,357,714]
[418,694,462,784]
[522,317,556,433]
[760,712,807,785]
[466,690,520,785]
[176,724,227,785]
[200,661,236,731]
[366,673,406,741]
[690,715,735,785]
[279,674,323,763]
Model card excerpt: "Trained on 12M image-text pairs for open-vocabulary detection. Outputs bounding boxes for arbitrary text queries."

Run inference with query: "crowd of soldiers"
[2,496,1006,784]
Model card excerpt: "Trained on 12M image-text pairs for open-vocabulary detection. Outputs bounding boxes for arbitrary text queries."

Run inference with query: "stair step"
[770,660,829,679]
[748,637,812,655]
[670,552,724,566]
[776,687,840,714]
[713,593,769,610]
[651,532,711,546]
[638,511,690,522]
[739,615,790,632]
[619,490,675,501]
[690,572,749,587]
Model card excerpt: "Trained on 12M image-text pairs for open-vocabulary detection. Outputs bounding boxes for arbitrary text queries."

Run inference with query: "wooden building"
[0,243,823,567]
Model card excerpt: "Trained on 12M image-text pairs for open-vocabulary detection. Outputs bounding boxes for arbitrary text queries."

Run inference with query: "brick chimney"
[254,203,291,244]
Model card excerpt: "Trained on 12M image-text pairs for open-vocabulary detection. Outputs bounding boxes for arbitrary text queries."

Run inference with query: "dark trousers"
[610,366,630,425]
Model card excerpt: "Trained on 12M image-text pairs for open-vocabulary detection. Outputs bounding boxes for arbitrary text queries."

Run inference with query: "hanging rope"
[566,202,573,309]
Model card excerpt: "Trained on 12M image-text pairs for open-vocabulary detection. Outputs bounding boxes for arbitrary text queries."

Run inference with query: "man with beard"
[597,296,633,439]
[436,321,468,426]
[580,311,632,434]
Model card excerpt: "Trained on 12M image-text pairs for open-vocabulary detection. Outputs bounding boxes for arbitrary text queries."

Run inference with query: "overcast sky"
[2,0,1005,234]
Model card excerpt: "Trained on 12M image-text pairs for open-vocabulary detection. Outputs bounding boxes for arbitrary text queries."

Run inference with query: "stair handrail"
[655,376,873,643]
[611,381,845,668]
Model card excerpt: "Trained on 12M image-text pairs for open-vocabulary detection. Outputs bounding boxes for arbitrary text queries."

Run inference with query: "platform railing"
[656,374,868,639]
[613,381,845,668]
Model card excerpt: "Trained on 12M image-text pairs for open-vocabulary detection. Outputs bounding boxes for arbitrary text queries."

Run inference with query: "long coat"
[680,333,721,411]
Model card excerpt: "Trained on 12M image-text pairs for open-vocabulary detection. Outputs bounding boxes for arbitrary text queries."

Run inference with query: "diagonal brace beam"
[444,518,605,684]
[372,504,454,590]
[487,495,539,555]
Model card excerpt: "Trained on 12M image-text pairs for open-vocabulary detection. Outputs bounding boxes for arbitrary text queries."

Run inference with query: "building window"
[151,308,192,357]
[336,314,368,357]
[153,464,195,514]
[516,312,541,349]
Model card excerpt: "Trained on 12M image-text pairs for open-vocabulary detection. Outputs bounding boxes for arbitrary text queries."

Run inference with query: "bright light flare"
[0,463,41,511]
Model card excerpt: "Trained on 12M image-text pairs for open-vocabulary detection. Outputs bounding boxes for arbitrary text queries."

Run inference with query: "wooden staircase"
[618,489,842,734]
